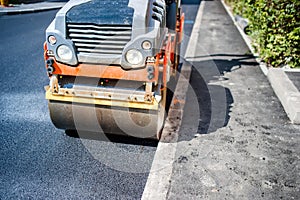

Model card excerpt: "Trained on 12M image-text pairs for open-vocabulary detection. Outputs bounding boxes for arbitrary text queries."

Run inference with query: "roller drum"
[48,101,165,139]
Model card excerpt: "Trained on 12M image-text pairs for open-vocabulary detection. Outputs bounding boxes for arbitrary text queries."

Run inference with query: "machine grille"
[67,23,132,56]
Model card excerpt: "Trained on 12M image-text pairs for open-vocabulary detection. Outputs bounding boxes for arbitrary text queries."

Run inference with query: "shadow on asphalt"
[65,54,257,144]
[65,129,159,147]
[182,0,201,5]
[179,54,258,141]
[64,54,256,144]
[193,54,258,74]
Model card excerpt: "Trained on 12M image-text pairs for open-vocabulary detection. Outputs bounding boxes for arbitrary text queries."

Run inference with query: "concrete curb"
[221,0,300,125]
[268,68,300,124]
[0,2,65,15]
[141,1,205,200]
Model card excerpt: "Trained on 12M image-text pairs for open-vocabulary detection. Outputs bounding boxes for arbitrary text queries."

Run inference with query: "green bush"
[225,0,300,68]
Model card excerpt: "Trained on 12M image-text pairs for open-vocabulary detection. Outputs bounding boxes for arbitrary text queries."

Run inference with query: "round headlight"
[142,40,152,50]
[57,45,73,61]
[125,49,143,65]
[48,35,57,45]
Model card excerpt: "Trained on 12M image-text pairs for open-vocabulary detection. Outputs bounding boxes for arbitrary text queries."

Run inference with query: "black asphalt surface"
[0,3,199,199]
[167,1,300,199]
[0,10,155,200]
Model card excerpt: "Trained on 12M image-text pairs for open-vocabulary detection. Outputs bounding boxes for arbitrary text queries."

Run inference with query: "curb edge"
[268,68,300,124]
[141,1,206,200]
[221,0,300,125]
[220,0,269,76]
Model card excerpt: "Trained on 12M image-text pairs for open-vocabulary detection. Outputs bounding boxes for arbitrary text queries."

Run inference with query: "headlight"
[142,41,152,50]
[48,35,57,45]
[57,45,73,61]
[125,49,143,65]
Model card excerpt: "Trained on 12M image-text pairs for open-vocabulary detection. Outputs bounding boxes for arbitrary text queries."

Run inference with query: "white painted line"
[220,0,269,76]
[185,1,205,61]
[141,2,206,200]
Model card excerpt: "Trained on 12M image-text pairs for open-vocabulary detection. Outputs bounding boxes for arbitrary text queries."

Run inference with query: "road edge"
[221,0,300,125]
[267,68,300,124]
[141,1,206,200]
[220,0,269,76]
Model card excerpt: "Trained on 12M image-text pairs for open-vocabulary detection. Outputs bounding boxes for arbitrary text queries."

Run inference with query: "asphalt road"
[167,1,300,199]
[0,10,155,200]
[0,3,200,199]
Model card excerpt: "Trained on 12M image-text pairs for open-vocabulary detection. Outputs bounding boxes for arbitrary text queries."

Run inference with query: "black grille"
[67,23,132,55]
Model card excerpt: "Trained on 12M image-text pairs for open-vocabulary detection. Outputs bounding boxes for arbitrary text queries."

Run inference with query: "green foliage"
[225,0,300,68]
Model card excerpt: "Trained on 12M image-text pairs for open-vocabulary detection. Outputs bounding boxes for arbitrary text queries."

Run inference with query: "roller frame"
[44,8,184,139]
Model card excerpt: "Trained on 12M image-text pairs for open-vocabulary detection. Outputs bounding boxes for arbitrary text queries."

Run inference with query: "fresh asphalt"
[0,2,200,199]
[167,1,300,199]
[0,10,152,199]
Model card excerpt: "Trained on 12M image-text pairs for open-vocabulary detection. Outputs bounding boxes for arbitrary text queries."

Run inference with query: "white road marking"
[141,2,206,200]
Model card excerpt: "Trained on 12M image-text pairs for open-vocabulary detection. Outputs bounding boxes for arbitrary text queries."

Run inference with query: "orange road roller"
[44,0,184,139]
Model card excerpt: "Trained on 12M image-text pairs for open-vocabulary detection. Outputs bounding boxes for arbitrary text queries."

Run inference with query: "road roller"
[44,0,184,139]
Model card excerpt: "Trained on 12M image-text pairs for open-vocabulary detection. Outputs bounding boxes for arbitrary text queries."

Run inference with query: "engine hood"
[46,0,167,68]
[66,0,134,25]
